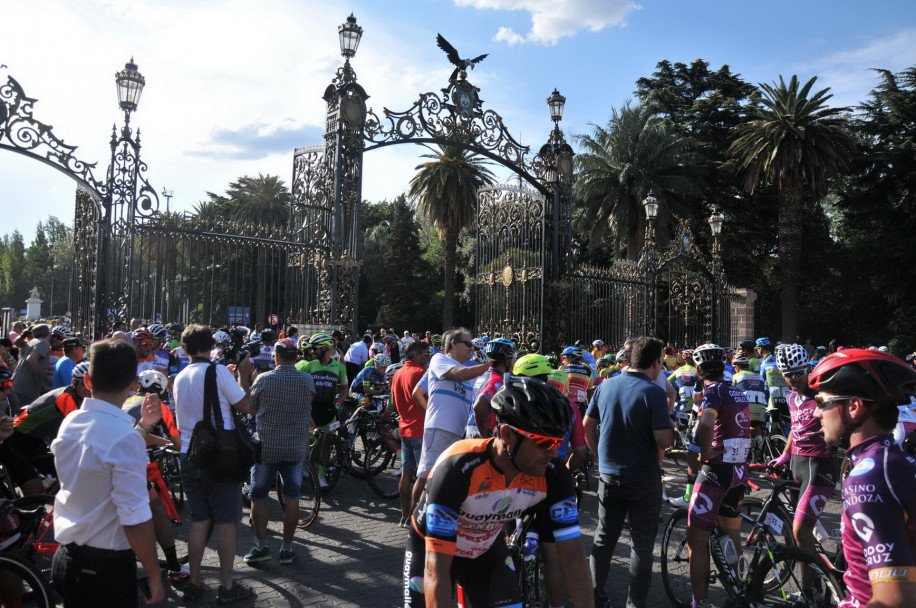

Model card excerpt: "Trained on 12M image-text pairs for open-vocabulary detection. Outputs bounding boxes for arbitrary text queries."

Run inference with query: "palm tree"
[227,174,291,228]
[730,75,854,341]
[574,102,702,261]
[408,144,496,329]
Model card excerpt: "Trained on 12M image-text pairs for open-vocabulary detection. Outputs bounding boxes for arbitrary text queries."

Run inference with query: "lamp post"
[708,210,725,341]
[640,191,660,336]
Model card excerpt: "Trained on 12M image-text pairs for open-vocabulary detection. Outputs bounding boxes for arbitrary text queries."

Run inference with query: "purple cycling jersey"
[839,433,916,608]
[699,381,752,465]
[787,389,835,458]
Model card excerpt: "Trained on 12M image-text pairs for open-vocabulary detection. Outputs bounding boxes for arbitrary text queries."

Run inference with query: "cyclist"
[668,348,701,413]
[810,349,916,608]
[167,323,184,351]
[731,351,768,442]
[402,375,594,608]
[251,328,277,372]
[590,340,608,371]
[147,323,171,374]
[210,331,231,365]
[595,354,617,385]
[560,346,595,417]
[469,338,516,438]
[663,345,680,372]
[132,328,157,374]
[169,325,191,375]
[739,339,761,373]
[123,370,181,448]
[297,334,348,428]
[351,353,390,402]
[686,343,752,608]
[758,337,790,424]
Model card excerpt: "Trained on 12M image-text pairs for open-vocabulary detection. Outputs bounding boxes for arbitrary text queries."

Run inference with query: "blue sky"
[2,0,914,245]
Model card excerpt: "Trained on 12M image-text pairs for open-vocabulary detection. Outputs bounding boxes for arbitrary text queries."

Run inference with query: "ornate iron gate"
[475,186,546,352]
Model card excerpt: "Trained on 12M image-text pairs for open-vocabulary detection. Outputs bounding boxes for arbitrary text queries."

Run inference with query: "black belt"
[64,543,133,560]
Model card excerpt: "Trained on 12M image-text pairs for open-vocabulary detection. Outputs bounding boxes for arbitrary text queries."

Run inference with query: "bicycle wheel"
[0,551,54,607]
[660,508,691,608]
[159,452,185,511]
[747,545,844,607]
[309,434,343,496]
[276,459,322,530]
[364,440,400,500]
[666,447,689,473]
[763,434,788,463]
[738,497,794,549]
[348,425,372,479]
[11,495,57,583]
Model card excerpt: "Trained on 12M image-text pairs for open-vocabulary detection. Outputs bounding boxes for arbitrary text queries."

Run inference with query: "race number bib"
[723,438,751,464]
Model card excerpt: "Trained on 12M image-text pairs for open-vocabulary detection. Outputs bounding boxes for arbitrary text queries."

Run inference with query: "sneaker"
[669,496,689,508]
[695,600,719,608]
[167,565,190,589]
[398,517,408,528]
[182,581,207,601]
[278,547,296,564]
[216,580,254,604]
[243,545,272,563]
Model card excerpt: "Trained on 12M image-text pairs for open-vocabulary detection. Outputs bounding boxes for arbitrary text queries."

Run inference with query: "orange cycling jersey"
[415,438,580,560]
[562,362,595,406]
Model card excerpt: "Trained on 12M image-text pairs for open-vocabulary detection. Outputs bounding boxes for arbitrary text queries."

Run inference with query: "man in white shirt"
[413,327,488,501]
[344,334,372,381]
[51,339,165,606]
[174,325,253,603]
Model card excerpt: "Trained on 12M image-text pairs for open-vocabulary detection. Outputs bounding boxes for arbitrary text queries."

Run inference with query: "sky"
[2,0,915,245]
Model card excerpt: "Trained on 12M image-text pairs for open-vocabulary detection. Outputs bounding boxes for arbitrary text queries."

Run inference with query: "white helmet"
[775,343,809,371]
[692,344,726,366]
[373,353,391,367]
[212,331,230,345]
[138,370,169,394]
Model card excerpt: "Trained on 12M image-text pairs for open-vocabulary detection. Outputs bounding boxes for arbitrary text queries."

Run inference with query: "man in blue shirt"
[53,338,85,389]
[583,336,675,608]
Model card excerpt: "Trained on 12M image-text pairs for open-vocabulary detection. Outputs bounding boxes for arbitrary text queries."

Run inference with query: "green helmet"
[597,355,615,368]
[308,333,333,348]
[513,354,553,378]
[431,334,443,344]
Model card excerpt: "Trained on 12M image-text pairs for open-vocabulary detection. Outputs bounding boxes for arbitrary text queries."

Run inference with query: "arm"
[424,551,454,607]
[666,382,677,413]
[472,395,491,438]
[555,537,596,608]
[26,351,49,388]
[694,410,717,462]
[412,383,428,411]
[441,362,489,382]
[123,519,165,604]
[869,582,916,608]
[583,415,599,459]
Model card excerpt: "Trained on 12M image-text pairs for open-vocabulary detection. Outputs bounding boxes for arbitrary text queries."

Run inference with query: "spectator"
[51,339,164,606]
[173,325,254,603]
[11,323,52,408]
[389,340,431,525]
[0,337,16,374]
[8,322,26,344]
[344,334,371,382]
[583,336,674,608]
[53,338,85,390]
[244,338,315,565]
[414,328,488,503]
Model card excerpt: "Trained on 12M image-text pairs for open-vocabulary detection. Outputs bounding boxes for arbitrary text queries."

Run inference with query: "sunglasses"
[782,369,807,379]
[814,394,873,410]
[457,340,475,348]
[138,341,153,347]
[505,425,565,451]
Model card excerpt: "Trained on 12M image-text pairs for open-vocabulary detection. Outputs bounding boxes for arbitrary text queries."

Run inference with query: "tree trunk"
[778,182,804,342]
[442,228,457,331]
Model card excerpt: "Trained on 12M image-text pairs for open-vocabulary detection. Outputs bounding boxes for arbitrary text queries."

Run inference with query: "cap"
[274,338,298,354]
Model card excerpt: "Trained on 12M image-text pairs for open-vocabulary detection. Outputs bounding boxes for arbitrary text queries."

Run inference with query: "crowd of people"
[0,317,915,607]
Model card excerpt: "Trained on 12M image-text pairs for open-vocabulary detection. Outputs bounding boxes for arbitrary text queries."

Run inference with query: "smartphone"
[138,576,151,600]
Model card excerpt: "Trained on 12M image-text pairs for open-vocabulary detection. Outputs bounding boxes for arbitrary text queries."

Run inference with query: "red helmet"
[809,348,916,405]
[132,328,154,342]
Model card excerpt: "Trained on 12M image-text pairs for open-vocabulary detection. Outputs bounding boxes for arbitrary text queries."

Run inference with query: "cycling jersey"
[152,348,171,374]
[47,347,63,385]
[546,368,568,396]
[299,359,348,424]
[471,370,504,435]
[136,354,156,374]
[787,389,834,458]
[668,365,700,406]
[839,433,916,607]
[562,362,594,407]
[170,346,191,374]
[122,395,180,441]
[760,354,789,410]
[698,381,752,465]
[209,346,226,365]
[251,345,275,371]
[351,365,386,394]
[13,385,81,443]
[663,355,680,371]
[732,370,767,423]
[413,438,580,560]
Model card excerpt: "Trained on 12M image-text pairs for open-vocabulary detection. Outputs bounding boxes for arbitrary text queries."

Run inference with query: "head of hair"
[331,330,344,341]
[443,327,470,354]
[405,340,430,359]
[697,360,725,381]
[182,325,215,355]
[0,338,11,349]
[629,336,663,369]
[88,340,138,393]
[31,324,50,339]
[362,334,372,345]
[285,326,298,337]
[63,339,83,355]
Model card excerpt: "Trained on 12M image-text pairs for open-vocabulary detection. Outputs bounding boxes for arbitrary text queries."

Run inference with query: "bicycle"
[363,412,404,500]
[665,400,699,472]
[242,458,322,530]
[310,398,389,495]
[0,497,58,607]
[660,479,844,607]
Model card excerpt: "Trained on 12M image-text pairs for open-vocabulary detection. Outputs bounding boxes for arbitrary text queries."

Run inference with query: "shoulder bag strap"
[204,364,225,429]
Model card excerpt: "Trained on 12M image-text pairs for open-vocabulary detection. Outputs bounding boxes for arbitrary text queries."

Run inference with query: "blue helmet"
[485,338,516,360]
[755,337,771,347]
[561,346,583,360]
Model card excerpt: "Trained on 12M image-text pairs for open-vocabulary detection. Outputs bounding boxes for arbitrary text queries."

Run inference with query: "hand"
[768,452,790,469]
[139,393,163,429]
[236,353,253,378]
[145,575,165,604]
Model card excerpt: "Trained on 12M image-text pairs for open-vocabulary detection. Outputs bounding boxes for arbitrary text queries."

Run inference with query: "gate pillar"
[731,288,757,342]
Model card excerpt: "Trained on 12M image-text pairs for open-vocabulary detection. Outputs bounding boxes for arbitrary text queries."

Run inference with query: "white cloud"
[456,0,640,45]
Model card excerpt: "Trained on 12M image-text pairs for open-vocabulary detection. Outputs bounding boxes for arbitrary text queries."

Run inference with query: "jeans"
[590,473,662,608]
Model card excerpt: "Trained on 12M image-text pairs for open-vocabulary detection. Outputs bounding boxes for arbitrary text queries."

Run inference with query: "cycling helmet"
[385,362,404,381]
[809,348,916,405]
[373,353,391,367]
[431,334,442,344]
[490,375,571,439]
[681,348,694,361]
[297,335,313,350]
[212,331,230,345]
[71,362,89,382]
[473,350,489,365]
[740,339,755,352]
[615,349,628,364]
[308,333,333,348]
[692,344,726,365]
[138,370,169,394]
[168,323,184,335]
[51,326,73,338]
[147,323,168,340]
[480,336,490,344]
[776,343,809,371]
[596,355,614,368]
[513,354,553,378]
[132,328,153,342]
[815,346,827,355]
[472,337,487,350]
[260,329,278,343]
[592,339,605,348]
[560,346,583,360]
[731,352,750,367]
[755,337,771,347]
[485,338,516,361]
[544,353,557,368]
[371,342,386,354]
[230,326,250,340]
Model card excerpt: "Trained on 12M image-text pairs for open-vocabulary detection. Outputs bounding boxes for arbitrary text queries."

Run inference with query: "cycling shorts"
[312,403,337,428]
[403,522,521,608]
[687,463,747,532]
[790,455,837,528]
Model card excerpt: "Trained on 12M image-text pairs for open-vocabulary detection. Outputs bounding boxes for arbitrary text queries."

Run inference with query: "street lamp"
[115,58,145,116]
[547,88,566,124]
[643,190,659,220]
[708,211,724,236]
[338,14,363,59]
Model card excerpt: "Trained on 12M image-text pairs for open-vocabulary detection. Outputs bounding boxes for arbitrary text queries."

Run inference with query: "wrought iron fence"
[563,262,649,351]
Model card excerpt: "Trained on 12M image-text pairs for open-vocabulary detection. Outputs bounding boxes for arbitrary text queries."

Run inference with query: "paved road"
[150,462,843,608]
